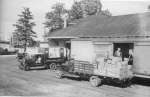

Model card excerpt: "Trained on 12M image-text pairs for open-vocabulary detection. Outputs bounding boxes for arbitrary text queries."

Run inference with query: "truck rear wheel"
[90,76,102,87]
[50,63,57,70]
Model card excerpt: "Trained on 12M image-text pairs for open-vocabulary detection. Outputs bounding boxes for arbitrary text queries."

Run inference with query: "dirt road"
[0,55,150,96]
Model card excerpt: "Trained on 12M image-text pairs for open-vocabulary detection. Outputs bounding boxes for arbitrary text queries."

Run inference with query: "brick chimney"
[61,13,69,28]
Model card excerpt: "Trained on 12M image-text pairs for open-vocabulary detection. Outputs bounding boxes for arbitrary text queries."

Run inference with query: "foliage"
[44,3,67,32]
[44,0,112,34]
[81,0,102,17]
[69,1,83,20]
[148,5,150,10]
[101,9,112,16]
[69,0,102,20]
[13,8,36,52]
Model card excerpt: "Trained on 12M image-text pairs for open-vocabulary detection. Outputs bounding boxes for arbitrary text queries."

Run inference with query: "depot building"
[46,12,150,76]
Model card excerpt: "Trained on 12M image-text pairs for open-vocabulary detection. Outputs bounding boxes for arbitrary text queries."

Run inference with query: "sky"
[0,0,150,41]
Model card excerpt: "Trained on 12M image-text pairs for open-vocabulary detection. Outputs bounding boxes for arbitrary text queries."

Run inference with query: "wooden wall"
[71,40,113,63]
[133,42,150,75]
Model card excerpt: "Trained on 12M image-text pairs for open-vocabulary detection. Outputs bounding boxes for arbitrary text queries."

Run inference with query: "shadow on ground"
[132,77,150,86]
[28,67,47,71]
[62,76,150,88]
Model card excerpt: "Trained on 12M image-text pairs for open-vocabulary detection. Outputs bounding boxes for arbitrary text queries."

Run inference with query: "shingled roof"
[48,12,150,38]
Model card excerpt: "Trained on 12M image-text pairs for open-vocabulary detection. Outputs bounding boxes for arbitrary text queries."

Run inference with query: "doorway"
[65,41,71,60]
[113,43,134,61]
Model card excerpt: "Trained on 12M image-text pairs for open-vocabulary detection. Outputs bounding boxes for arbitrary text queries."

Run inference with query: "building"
[0,40,10,50]
[11,32,23,47]
[46,12,150,77]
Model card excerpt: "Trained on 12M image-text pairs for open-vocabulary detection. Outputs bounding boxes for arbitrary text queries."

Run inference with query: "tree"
[52,3,66,17]
[81,0,102,17]
[44,3,67,32]
[148,5,150,11]
[69,1,83,20]
[69,0,102,19]
[44,0,106,34]
[13,7,36,52]
[101,9,112,16]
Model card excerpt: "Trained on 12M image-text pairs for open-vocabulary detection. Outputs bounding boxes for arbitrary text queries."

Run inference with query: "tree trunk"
[24,40,27,53]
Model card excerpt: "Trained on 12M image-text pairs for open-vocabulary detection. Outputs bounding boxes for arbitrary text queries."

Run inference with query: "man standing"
[128,49,133,65]
[114,48,122,57]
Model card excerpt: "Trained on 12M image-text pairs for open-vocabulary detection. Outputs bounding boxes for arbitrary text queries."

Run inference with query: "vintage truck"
[17,47,68,71]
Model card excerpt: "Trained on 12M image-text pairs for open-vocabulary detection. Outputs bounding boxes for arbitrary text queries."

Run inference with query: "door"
[133,42,150,75]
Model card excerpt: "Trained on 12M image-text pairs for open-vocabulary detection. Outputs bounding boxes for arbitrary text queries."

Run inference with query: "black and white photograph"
[0,0,150,96]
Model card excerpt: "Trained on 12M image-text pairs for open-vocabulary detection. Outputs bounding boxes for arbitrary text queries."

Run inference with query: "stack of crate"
[120,59,129,79]
[105,57,129,79]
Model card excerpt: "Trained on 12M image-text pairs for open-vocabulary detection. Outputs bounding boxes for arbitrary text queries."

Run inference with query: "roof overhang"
[46,36,78,39]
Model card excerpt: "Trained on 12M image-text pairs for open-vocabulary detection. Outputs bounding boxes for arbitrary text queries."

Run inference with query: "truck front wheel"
[50,63,57,70]
[90,76,102,87]
[20,59,30,71]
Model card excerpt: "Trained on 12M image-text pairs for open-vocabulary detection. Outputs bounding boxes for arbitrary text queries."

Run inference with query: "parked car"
[18,53,48,71]
[0,47,17,55]
[17,49,67,71]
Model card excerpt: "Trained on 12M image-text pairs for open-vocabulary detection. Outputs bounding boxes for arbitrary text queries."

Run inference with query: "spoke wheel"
[50,63,57,70]
[21,59,26,71]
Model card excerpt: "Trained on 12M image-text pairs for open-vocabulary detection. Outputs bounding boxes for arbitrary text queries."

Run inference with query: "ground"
[0,55,150,97]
